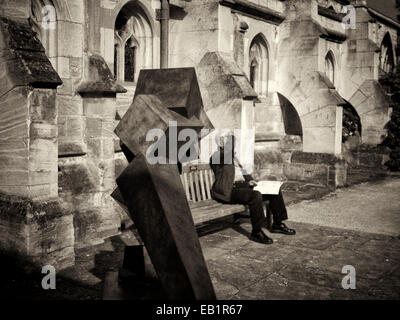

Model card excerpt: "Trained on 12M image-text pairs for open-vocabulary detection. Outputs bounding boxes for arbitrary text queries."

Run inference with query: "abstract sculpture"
[113,68,216,300]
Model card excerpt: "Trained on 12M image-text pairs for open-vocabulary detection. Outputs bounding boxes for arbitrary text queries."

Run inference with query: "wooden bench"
[180,163,247,225]
[113,163,249,229]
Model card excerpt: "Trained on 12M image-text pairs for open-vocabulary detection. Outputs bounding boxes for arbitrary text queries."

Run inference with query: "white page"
[253,180,284,195]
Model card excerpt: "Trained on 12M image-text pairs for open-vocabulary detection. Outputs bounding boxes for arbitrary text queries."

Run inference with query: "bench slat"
[191,203,246,225]
[194,171,202,202]
[204,170,212,200]
[179,163,247,226]
[190,202,227,213]
[199,170,207,201]
[209,170,214,186]
[188,199,217,209]
[183,172,191,201]
[188,172,196,202]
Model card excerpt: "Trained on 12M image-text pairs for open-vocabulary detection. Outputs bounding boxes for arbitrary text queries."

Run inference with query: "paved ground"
[287,178,400,236]
[1,175,399,300]
[199,219,400,299]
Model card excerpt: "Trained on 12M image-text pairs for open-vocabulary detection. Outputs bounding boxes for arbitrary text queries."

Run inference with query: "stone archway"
[278,71,346,155]
[249,33,269,97]
[348,80,392,145]
[324,50,336,85]
[277,93,303,137]
[379,32,395,75]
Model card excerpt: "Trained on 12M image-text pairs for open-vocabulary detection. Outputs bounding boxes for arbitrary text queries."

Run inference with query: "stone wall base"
[58,156,123,249]
[0,194,75,271]
[281,151,348,188]
[349,145,390,169]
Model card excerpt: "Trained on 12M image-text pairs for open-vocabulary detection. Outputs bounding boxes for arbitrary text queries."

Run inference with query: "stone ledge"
[77,54,126,95]
[219,0,286,25]
[291,151,345,165]
[0,193,71,224]
[0,16,62,97]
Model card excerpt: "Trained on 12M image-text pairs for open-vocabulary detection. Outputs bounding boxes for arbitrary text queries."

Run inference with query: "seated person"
[209,134,295,244]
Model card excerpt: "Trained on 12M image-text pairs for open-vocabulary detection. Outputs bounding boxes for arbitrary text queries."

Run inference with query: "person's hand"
[249,180,258,187]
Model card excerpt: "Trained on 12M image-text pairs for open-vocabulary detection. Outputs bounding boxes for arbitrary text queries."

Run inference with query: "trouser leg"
[262,189,288,225]
[230,188,265,232]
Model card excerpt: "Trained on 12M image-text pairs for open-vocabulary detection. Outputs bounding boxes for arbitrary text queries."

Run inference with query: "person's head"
[216,132,235,164]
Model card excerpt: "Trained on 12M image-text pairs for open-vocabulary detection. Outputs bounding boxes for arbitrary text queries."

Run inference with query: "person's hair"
[216,132,235,149]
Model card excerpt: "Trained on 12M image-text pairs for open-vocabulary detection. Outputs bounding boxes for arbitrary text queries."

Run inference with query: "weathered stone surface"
[56,21,84,59]
[284,162,329,185]
[73,206,120,248]
[58,183,121,249]
[280,135,303,152]
[356,145,390,169]
[30,89,57,123]
[77,54,126,94]
[116,154,216,300]
[0,0,30,19]
[58,140,87,156]
[0,88,59,199]
[0,17,62,97]
[0,17,61,202]
[58,95,83,116]
[0,194,74,270]
[291,151,344,165]
[282,151,348,187]
[0,88,30,193]
[197,52,257,111]
[349,80,392,145]
[58,157,99,195]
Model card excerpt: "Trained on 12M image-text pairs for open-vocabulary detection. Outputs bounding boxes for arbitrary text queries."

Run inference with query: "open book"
[253,180,284,195]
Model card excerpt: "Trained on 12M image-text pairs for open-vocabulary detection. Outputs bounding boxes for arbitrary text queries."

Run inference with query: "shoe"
[270,222,296,235]
[250,230,274,244]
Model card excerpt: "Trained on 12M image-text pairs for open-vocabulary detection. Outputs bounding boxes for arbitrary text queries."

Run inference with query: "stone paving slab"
[198,220,400,300]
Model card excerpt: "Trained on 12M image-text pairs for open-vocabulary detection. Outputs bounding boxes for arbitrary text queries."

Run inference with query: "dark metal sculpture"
[113,68,216,300]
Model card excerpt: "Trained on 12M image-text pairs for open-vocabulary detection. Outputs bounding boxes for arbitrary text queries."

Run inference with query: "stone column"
[0,17,74,269]
[239,98,256,174]
[73,54,127,247]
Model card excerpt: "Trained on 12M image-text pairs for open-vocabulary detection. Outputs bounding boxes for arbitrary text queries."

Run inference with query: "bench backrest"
[180,164,215,203]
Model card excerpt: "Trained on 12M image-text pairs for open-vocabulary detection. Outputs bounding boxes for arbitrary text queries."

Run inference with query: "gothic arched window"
[114,2,153,82]
[325,51,335,85]
[249,34,269,97]
[380,33,395,74]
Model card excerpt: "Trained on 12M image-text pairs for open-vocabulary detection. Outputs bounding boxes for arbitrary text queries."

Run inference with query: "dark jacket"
[210,156,235,202]
[209,150,253,202]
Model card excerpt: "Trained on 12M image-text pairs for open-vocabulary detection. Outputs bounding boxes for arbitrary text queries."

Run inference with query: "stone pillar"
[302,104,343,155]
[0,17,74,269]
[239,99,255,174]
[335,106,343,155]
[233,15,249,70]
[71,54,127,247]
